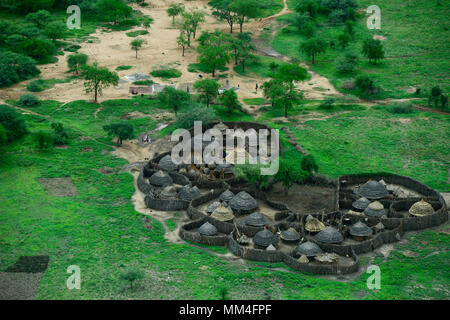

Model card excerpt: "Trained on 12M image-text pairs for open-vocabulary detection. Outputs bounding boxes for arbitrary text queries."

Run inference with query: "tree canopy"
[157,86,191,115]
[81,63,119,103]
[130,38,144,59]
[67,53,88,74]
[362,38,385,64]
[197,31,232,77]
[103,122,134,146]
[194,79,220,107]
[96,0,132,25]
[300,37,327,64]
[0,50,40,88]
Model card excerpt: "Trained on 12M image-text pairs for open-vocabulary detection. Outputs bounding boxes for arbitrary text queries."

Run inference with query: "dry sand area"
[0,0,340,108]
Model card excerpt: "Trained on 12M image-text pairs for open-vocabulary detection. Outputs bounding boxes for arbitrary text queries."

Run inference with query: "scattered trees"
[220,89,241,113]
[130,38,144,58]
[230,0,260,33]
[300,37,327,64]
[362,38,385,64]
[167,3,185,24]
[231,32,255,72]
[103,122,134,146]
[81,63,119,103]
[428,86,448,109]
[157,86,191,115]
[176,32,189,56]
[194,79,220,107]
[210,0,237,33]
[67,53,88,74]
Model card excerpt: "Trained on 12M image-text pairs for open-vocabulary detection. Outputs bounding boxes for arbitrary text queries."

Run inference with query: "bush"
[27,80,45,92]
[19,38,56,61]
[116,65,133,71]
[133,80,154,85]
[0,50,40,88]
[0,123,7,146]
[34,130,53,149]
[301,155,319,173]
[51,122,69,145]
[150,68,182,79]
[126,30,149,37]
[19,94,40,106]
[335,51,359,74]
[386,102,415,114]
[64,44,81,53]
[119,269,144,289]
[0,105,28,142]
[175,103,216,129]
[355,74,377,95]
[318,97,336,110]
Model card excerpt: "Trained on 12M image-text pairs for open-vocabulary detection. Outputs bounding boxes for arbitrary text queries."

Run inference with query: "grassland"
[1,97,449,299]
[273,0,450,99]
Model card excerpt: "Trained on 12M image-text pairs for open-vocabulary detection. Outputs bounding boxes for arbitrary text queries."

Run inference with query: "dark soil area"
[36,177,79,197]
[5,255,49,273]
[267,183,336,214]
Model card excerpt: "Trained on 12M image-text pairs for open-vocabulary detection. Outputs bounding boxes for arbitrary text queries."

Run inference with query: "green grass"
[150,68,182,79]
[26,78,78,92]
[255,0,285,18]
[133,80,154,86]
[126,30,149,37]
[234,55,283,78]
[259,104,450,191]
[0,98,449,299]
[272,0,450,99]
[243,98,267,105]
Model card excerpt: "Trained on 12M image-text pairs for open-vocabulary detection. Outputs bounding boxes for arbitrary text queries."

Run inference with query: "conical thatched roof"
[295,241,323,257]
[314,227,344,244]
[198,222,218,236]
[349,221,373,237]
[160,185,178,199]
[364,201,386,217]
[206,201,221,214]
[280,228,301,242]
[149,170,173,186]
[305,218,325,233]
[219,190,234,202]
[229,191,258,212]
[211,205,234,222]
[352,197,371,210]
[158,155,178,171]
[266,244,276,251]
[356,180,388,199]
[178,185,200,201]
[245,212,268,227]
[253,229,278,248]
[409,199,434,217]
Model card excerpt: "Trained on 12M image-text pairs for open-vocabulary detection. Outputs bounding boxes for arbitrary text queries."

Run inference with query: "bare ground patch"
[36,177,79,197]
[0,272,44,300]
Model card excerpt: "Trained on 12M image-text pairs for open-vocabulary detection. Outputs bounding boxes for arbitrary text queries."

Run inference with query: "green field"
[1,98,449,299]
[272,0,450,99]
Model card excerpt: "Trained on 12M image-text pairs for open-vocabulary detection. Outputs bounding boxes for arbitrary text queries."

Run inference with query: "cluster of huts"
[136,122,448,275]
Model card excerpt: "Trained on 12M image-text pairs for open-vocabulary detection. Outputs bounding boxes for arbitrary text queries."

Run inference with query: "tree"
[157,86,190,115]
[119,269,144,289]
[337,32,350,49]
[67,53,88,74]
[34,130,53,149]
[130,38,144,59]
[21,25,40,39]
[220,89,241,113]
[300,37,327,64]
[176,31,189,56]
[81,63,119,103]
[96,0,132,25]
[19,94,40,106]
[167,3,185,24]
[362,38,385,64]
[19,38,56,61]
[276,158,308,195]
[197,31,232,77]
[335,50,359,73]
[230,0,260,33]
[301,155,318,173]
[175,102,216,129]
[43,21,66,42]
[51,122,69,145]
[274,63,308,84]
[295,0,320,18]
[103,122,134,146]
[231,32,255,72]
[355,74,375,95]
[429,86,442,108]
[0,51,40,88]
[25,10,52,29]
[194,79,220,107]
[262,79,285,107]
[209,0,237,33]
[177,12,194,47]
[278,82,303,117]
[187,9,206,39]
[0,105,28,142]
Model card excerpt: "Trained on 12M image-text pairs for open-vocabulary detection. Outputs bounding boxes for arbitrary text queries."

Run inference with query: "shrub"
[67,53,88,74]
[0,50,40,87]
[51,122,69,145]
[19,94,40,106]
[318,97,336,110]
[335,51,359,74]
[175,102,216,129]
[19,38,56,61]
[386,102,415,114]
[133,80,154,85]
[0,105,28,142]
[27,80,45,92]
[301,155,319,173]
[64,44,81,53]
[0,124,7,146]
[116,65,133,71]
[119,269,144,289]
[126,30,149,37]
[355,74,376,94]
[276,158,309,195]
[34,130,53,149]
[150,68,182,78]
